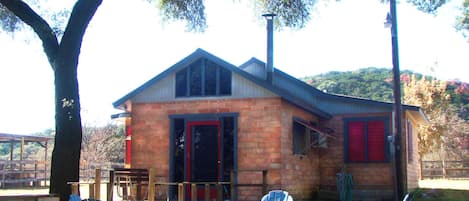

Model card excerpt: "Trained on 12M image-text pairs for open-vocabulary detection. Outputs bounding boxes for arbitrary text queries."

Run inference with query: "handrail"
[104,168,268,201]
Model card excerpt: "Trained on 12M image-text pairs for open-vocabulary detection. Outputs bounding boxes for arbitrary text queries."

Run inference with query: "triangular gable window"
[176,59,232,97]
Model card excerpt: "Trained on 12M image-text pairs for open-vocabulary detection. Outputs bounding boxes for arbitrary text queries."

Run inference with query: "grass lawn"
[411,188,469,201]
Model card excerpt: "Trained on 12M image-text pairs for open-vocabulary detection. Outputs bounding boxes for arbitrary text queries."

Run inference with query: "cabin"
[112,48,427,201]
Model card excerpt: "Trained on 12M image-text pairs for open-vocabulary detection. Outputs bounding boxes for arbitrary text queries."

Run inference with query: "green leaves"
[305,67,394,102]
[406,0,447,14]
[0,3,21,33]
[457,0,469,38]
[158,0,207,32]
[254,0,317,29]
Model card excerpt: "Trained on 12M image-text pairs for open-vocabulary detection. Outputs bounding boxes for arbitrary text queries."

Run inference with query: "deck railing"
[72,168,268,201]
[0,160,49,188]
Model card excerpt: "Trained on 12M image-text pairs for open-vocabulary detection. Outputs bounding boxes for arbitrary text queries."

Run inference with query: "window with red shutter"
[348,121,365,161]
[345,118,389,163]
[367,121,385,161]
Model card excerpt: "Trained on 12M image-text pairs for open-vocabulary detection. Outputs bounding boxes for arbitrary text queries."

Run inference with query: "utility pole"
[389,0,404,200]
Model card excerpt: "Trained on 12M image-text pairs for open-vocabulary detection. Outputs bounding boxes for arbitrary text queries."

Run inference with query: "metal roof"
[112,48,332,119]
[112,48,427,122]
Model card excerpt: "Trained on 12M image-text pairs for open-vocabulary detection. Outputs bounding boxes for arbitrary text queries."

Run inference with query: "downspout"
[263,14,276,84]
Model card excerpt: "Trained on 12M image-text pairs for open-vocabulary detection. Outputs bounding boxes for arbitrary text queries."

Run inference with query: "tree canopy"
[306,68,469,160]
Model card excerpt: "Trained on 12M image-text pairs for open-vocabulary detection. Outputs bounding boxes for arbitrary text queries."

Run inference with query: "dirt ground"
[418,179,469,190]
[0,180,468,200]
[0,184,118,200]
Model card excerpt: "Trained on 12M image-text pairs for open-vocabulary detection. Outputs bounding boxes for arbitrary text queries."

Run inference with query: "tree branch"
[0,0,59,68]
[57,0,102,69]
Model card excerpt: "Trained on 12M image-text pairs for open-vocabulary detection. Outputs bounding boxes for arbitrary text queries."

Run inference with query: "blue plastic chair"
[69,194,82,201]
[261,190,293,201]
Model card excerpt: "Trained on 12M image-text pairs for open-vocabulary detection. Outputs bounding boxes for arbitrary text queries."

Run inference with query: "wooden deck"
[0,194,58,201]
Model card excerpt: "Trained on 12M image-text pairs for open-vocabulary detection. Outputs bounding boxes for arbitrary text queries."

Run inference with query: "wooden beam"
[148,168,155,201]
[9,141,14,161]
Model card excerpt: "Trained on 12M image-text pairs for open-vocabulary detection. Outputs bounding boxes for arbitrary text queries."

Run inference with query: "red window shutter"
[367,120,385,161]
[348,121,365,161]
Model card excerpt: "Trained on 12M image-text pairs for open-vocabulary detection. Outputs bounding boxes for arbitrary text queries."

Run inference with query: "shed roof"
[0,133,53,143]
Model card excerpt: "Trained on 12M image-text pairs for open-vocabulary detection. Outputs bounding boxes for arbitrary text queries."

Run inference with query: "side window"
[345,118,388,163]
[292,121,308,155]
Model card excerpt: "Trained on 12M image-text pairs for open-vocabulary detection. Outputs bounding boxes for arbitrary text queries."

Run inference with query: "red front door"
[186,121,221,199]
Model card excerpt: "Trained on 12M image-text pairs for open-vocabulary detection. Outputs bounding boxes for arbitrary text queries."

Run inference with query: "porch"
[70,168,268,201]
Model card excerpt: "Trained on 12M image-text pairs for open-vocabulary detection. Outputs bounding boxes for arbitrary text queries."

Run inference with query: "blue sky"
[1,0,468,134]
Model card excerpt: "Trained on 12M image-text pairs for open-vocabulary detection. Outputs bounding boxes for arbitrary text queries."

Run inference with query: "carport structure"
[0,133,53,188]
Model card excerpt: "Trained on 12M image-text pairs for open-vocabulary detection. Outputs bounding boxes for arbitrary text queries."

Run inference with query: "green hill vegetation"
[302,67,469,121]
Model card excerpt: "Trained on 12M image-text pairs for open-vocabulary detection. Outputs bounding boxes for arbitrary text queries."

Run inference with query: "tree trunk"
[49,56,83,201]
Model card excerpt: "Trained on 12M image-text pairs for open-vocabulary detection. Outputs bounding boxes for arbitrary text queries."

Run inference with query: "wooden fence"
[422,160,469,179]
[0,160,124,188]
[0,160,49,188]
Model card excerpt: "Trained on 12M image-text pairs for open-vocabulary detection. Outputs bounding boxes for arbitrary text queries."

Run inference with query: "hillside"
[302,67,469,120]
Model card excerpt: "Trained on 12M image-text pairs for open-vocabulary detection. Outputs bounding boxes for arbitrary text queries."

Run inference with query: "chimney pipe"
[263,13,276,83]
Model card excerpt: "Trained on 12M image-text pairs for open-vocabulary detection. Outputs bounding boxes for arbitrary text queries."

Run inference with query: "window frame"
[292,119,308,155]
[175,59,232,98]
[344,117,390,163]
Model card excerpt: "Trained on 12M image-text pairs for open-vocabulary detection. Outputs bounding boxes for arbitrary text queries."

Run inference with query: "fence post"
[420,160,424,180]
[107,170,114,201]
[262,170,267,195]
[216,183,223,201]
[95,168,101,200]
[89,183,95,199]
[71,183,79,195]
[205,183,210,201]
[34,163,38,187]
[230,171,236,201]
[178,183,184,201]
[442,160,446,179]
[191,183,197,201]
[148,168,155,201]
[1,161,6,188]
